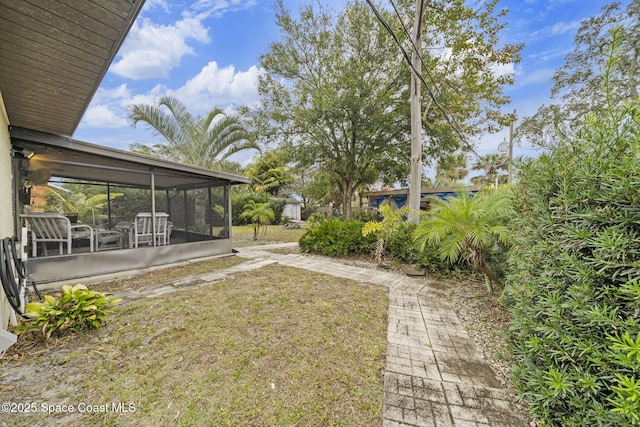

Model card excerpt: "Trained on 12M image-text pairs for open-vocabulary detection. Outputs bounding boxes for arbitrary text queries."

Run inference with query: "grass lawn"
[2,263,387,427]
[232,224,307,247]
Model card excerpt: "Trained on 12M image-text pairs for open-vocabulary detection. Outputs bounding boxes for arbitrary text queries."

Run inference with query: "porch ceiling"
[12,127,250,189]
[0,0,144,137]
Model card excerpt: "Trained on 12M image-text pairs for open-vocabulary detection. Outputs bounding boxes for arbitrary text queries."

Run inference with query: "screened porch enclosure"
[11,127,249,283]
[31,178,231,250]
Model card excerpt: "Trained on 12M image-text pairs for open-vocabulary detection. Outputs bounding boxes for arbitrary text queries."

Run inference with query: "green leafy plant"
[505,31,640,426]
[299,218,376,256]
[18,284,121,339]
[362,206,410,263]
[241,200,275,241]
[47,189,123,224]
[413,188,514,293]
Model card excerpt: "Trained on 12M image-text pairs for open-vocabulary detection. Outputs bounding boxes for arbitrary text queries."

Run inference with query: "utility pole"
[409,0,425,223]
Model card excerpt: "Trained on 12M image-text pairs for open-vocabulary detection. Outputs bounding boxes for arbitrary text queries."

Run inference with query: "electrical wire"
[364,0,479,157]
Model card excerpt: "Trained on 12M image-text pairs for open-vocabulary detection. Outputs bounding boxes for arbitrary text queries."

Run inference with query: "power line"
[364,0,479,157]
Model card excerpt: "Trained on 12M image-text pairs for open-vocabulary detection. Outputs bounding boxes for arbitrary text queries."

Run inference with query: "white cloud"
[490,62,515,79]
[144,0,170,13]
[110,16,210,80]
[169,61,264,111]
[527,47,568,62]
[530,19,581,38]
[515,67,555,87]
[81,62,263,130]
[192,0,259,18]
[92,84,132,103]
[82,105,129,128]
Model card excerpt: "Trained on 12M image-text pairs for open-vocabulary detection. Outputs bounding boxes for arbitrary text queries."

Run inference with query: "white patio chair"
[133,212,170,248]
[20,213,94,257]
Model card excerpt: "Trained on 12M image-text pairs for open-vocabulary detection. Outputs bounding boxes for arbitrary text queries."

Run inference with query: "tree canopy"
[257,0,410,218]
[517,0,640,147]
[257,0,520,217]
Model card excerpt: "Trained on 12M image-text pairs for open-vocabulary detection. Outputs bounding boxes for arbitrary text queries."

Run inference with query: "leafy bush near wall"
[269,198,287,224]
[504,99,640,426]
[299,218,376,256]
[17,284,120,340]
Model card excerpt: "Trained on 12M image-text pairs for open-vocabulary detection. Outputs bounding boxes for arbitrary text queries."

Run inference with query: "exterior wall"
[0,92,13,330]
[283,203,301,221]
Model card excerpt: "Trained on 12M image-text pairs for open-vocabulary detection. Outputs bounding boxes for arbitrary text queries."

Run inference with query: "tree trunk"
[476,260,498,294]
[342,180,354,219]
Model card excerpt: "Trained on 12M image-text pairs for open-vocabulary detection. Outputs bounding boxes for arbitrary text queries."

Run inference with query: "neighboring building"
[282,198,302,221]
[0,1,249,333]
[359,186,481,211]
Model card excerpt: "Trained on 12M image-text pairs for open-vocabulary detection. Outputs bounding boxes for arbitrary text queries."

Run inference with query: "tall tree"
[257,0,520,218]
[517,1,640,147]
[394,0,522,165]
[128,96,258,169]
[434,153,468,186]
[257,1,411,218]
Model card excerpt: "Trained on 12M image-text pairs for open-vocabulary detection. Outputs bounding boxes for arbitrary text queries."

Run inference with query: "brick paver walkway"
[110,242,529,426]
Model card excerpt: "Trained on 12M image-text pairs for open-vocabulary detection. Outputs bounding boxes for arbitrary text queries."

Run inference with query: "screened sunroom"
[10,127,249,284]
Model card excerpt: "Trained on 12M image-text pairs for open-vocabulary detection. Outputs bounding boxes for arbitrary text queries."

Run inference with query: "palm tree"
[412,188,514,293]
[470,154,508,186]
[128,96,258,169]
[241,200,275,241]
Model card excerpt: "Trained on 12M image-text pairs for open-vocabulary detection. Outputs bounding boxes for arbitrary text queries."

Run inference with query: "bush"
[504,98,640,425]
[386,221,446,271]
[413,188,514,293]
[299,218,376,256]
[352,208,384,223]
[17,284,120,340]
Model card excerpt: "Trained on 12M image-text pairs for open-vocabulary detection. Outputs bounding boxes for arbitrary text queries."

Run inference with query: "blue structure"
[360,186,480,211]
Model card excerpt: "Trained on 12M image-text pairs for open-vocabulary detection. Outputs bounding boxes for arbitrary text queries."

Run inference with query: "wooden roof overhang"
[0,0,144,136]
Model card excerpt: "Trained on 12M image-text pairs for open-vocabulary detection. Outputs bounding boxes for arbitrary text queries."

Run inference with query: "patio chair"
[20,213,94,257]
[132,212,170,248]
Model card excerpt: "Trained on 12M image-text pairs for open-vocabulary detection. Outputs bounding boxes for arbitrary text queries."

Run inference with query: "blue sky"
[74,0,625,168]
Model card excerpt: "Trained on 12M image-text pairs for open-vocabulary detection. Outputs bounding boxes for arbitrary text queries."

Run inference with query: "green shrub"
[413,188,514,293]
[505,96,640,425]
[352,208,384,223]
[18,284,121,340]
[386,221,446,271]
[269,197,287,224]
[299,218,376,256]
[232,192,270,225]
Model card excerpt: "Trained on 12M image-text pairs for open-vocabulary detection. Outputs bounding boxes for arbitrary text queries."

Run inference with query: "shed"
[282,198,302,221]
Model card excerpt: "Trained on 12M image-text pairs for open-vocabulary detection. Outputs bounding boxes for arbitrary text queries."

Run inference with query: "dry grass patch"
[1,264,387,427]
